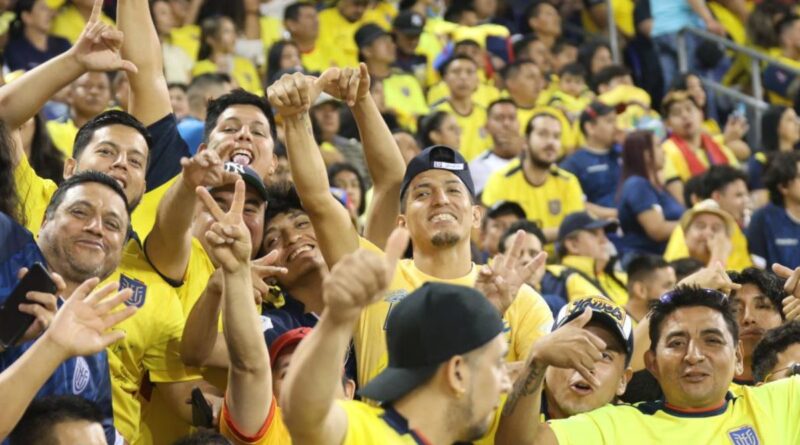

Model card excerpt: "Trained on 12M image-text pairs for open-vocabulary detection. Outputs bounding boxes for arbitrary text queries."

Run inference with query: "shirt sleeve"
[745,210,768,269]
[145,114,191,192]
[622,177,660,216]
[505,284,554,362]
[14,154,57,233]
[220,395,291,445]
[144,290,201,383]
[564,175,586,214]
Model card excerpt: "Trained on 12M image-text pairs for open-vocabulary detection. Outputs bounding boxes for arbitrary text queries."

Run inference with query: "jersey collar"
[381,405,434,445]
[661,392,733,418]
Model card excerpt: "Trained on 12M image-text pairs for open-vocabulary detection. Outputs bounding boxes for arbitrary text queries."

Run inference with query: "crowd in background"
[0,0,798,444]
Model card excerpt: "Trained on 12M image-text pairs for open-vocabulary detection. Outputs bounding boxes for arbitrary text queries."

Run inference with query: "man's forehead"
[216,104,270,126]
[266,209,308,231]
[690,213,725,227]
[409,169,465,188]
[62,183,127,213]
[663,306,729,333]
[88,125,149,152]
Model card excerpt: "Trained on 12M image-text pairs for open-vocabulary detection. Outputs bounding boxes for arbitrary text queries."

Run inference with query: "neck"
[594,258,607,275]
[368,61,392,79]
[539,34,557,49]
[543,386,567,420]
[512,95,537,109]
[285,268,326,314]
[211,52,231,63]
[737,356,753,382]
[625,296,650,322]
[786,199,800,221]
[410,3,427,15]
[449,96,473,114]
[522,156,549,186]
[190,107,206,121]
[393,394,454,445]
[24,27,48,49]
[779,138,796,152]
[71,110,93,128]
[412,240,473,279]
[294,36,316,52]
[683,132,702,148]
[584,140,609,153]
[783,46,800,61]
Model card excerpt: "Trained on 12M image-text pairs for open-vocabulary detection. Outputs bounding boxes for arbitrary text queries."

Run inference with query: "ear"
[631,281,646,301]
[734,340,744,376]
[644,349,659,380]
[343,378,357,401]
[445,355,469,396]
[710,190,722,202]
[197,142,208,153]
[269,153,278,177]
[396,214,406,228]
[63,158,77,179]
[471,205,483,230]
[616,367,633,396]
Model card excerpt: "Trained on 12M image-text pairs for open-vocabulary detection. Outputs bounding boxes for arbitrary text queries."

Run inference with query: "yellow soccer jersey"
[317,7,383,68]
[192,57,264,96]
[427,79,501,109]
[46,118,79,158]
[220,396,291,445]
[482,159,586,237]
[50,4,115,44]
[661,137,739,183]
[340,400,434,444]
[432,99,491,162]
[516,106,578,157]
[301,45,338,74]
[663,224,753,271]
[383,72,428,132]
[170,25,201,61]
[354,239,553,387]
[104,238,201,443]
[561,256,629,307]
[549,377,800,444]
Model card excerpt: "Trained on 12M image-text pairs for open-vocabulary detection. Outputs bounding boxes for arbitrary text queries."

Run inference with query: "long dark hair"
[417,111,450,147]
[327,162,367,216]
[28,113,65,184]
[10,0,37,39]
[266,40,300,85]
[621,129,660,188]
[0,120,21,223]
[761,105,789,153]
[198,16,232,61]
[670,72,709,117]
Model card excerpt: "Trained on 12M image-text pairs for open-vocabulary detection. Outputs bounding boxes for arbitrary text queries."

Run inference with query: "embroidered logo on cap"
[433,161,464,171]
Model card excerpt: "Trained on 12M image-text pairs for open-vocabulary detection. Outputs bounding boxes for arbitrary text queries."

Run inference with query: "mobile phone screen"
[0,263,56,348]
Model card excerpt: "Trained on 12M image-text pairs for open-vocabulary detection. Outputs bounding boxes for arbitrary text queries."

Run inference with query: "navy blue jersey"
[145,113,191,192]
[560,146,622,208]
[617,175,685,255]
[747,203,800,269]
[0,212,118,445]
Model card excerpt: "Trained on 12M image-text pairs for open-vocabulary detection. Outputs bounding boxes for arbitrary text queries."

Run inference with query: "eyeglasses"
[659,287,728,304]
[763,362,800,383]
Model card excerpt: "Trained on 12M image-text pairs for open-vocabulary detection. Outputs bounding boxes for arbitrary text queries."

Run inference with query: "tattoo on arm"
[502,362,546,417]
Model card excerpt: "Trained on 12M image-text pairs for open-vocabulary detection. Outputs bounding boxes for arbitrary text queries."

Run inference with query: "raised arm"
[196,180,271,435]
[496,309,603,445]
[116,0,172,125]
[347,64,406,249]
[281,228,408,444]
[0,279,135,439]
[267,70,362,267]
[0,0,135,130]
[180,269,229,368]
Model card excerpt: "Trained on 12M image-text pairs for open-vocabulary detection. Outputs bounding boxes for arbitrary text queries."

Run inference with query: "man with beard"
[267,70,553,401]
[482,112,586,244]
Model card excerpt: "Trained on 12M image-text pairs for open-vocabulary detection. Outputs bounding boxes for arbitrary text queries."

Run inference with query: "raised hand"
[250,250,288,305]
[678,261,741,294]
[45,278,137,358]
[315,63,371,107]
[181,142,240,190]
[266,71,316,118]
[530,308,605,387]
[477,229,547,315]
[196,180,252,273]
[322,227,409,325]
[69,0,137,74]
[772,263,800,320]
[707,231,732,264]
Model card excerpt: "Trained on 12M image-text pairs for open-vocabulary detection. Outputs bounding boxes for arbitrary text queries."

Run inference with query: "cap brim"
[395,27,423,36]
[241,175,269,201]
[585,220,619,233]
[357,364,439,403]
[679,208,735,234]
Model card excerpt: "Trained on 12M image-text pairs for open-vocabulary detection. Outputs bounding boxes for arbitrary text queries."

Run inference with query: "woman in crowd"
[5,0,71,72]
[617,130,685,255]
[17,113,64,185]
[192,15,263,95]
[328,162,368,231]
[266,40,304,85]
[417,110,461,148]
[749,105,800,206]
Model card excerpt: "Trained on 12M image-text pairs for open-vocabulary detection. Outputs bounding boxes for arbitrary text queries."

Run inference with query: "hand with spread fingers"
[69,0,137,74]
[45,278,137,359]
[181,142,240,190]
[196,180,252,273]
[772,263,800,320]
[14,267,62,345]
[478,229,548,315]
[250,250,288,305]
[322,228,409,325]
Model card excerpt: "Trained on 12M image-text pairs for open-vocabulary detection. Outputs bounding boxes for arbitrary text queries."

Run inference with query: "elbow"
[180,342,207,368]
[228,355,267,376]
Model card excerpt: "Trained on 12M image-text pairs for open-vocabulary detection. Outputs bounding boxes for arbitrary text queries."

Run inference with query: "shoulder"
[551,166,579,181]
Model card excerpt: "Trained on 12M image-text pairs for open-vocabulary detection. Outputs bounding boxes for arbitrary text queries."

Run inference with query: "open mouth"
[429,213,457,223]
[682,372,709,383]
[231,149,254,166]
[569,381,593,395]
[287,244,315,262]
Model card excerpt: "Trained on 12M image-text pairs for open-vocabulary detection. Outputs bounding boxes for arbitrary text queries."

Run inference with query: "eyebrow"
[700,328,726,337]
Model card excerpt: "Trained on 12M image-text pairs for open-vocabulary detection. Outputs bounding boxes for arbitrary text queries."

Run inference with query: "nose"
[84,214,104,236]
[742,304,757,326]
[237,125,254,141]
[430,187,450,206]
[684,340,705,365]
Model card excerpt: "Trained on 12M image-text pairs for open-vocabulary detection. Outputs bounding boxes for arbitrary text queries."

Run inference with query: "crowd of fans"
[0,0,798,444]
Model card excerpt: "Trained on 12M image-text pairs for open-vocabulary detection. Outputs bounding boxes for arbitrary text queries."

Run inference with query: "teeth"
[431,214,456,223]
[288,245,312,261]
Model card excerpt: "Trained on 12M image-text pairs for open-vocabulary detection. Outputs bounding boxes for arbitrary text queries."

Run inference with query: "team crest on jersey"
[728,426,760,445]
[383,290,409,330]
[548,200,561,215]
[119,275,147,308]
[402,86,410,97]
[72,356,91,395]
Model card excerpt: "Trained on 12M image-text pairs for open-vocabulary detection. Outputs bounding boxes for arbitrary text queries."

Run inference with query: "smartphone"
[191,387,214,428]
[733,102,746,119]
[0,263,57,348]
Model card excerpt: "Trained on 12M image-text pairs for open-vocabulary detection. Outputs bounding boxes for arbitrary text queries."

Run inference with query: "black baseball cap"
[358,282,504,403]
[553,296,634,366]
[393,10,425,36]
[557,211,618,242]
[487,200,526,220]
[214,162,269,201]
[355,23,390,48]
[400,145,475,201]
[579,101,615,131]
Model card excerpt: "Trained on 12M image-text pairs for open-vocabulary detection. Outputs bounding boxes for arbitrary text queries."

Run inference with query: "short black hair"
[264,182,305,228]
[512,34,541,61]
[552,39,577,55]
[525,111,562,138]
[72,110,152,163]
[591,64,630,92]
[751,321,800,382]
[525,0,556,20]
[439,54,478,78]
[9,396,104,445]
[417,111,450,147]
[764,151,800,206]
[498,220,546,253]
[684,173,706,206]
[172,430,232,445]
[203,89,276,143]
[626,254,670,283]
[559,62,586,79]
[648,286,739,352]
[284,1,314,22]
[700,165,748,198]
[669,258,705,282]
[728,268,786,320]
[487,98,517,116]
[777,14,800,39]
[500,59,538,81]
[443,2,476,23]
[167,82,188,93]
[44,171,131,224]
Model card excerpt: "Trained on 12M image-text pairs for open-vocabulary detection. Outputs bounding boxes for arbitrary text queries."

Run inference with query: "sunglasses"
[659,287,728,304]
[763,362,800,383]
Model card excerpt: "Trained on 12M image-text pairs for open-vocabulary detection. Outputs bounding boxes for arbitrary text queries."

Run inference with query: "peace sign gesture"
[70,0,137,74]
[477,229,548,315]
[196,180,252,273]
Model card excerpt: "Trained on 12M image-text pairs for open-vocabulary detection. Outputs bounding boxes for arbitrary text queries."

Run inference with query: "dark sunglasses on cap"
[659,287,728,304]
